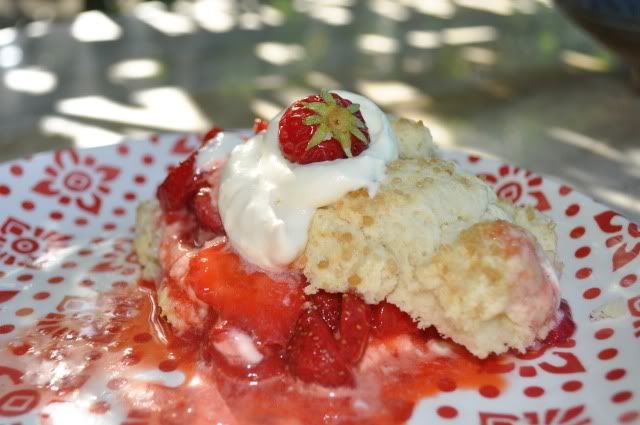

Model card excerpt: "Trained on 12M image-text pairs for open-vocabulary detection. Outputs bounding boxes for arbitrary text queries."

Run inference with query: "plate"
[0,133,638,424]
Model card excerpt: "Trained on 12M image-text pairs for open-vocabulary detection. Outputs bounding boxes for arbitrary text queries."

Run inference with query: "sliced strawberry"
[160,209,202,249]
[252,118,268,134]
[286,308,354,387]
[337,293,370,365]
[191,187,224,234]
[157,153,207,211]
[201,126,223,145]
[186,242,306,346]
[540,299,575,346]
[309,291,342,332]
[370,302,420,339]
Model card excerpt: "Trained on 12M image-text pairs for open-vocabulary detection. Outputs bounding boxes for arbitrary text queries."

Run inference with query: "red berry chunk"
[158,127,223,212]
[186,242,306,346]
[540,299,575,346]
[191,187,224,234]
[308,291,342,333]
[370,302,421,339]
[201,126,223,145]
[279,90,370,164]
[286,308,354,387]
[156,153,208,211]
[252,118,269,134]
[337,293,370,365]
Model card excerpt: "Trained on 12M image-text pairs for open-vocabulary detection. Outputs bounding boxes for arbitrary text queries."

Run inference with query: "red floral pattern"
[478,165,551,212]
[31,149,120,215]
[0,388,40,417]
[480,405,590,425]
[628,295,640,339]
[483,339,586,378]
[594,210,640,272]
[91,237,138,276]
[0,135,637,425]
[0,217,71,269]
[0,365,41,418]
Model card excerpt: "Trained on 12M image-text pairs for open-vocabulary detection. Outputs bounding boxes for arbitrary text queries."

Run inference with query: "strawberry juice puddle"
[0,250,575,425]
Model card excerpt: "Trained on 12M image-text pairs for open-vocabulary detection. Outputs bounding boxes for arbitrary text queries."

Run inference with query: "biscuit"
[391,117,437,159]
[300,158,560,357]
[300,158,515,303]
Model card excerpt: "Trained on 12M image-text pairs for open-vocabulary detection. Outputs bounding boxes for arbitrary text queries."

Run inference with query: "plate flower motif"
[31,149,120,215]
[0,134,637,425]
[90,237,138,276]
[0,387,40,418]
[0,216,71,269]
[478,164,551,212]
[483,339,586,377]
[479,405,590,425]
[594,210,640,272]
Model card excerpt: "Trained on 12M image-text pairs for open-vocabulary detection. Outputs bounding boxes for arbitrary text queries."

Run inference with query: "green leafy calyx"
[301,89,368,157]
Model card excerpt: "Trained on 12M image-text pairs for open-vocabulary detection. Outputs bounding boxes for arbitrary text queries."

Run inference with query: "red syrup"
[1,278,575,425]
[542,299,576,346]
[509,299,577,361]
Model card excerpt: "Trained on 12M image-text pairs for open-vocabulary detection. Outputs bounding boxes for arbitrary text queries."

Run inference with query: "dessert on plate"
[134,89,571,422]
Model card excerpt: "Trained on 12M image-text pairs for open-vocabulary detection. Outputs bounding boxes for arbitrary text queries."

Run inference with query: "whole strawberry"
[278,89,370,164]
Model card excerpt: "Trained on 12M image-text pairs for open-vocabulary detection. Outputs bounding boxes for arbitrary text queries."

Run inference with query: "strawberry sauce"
[1,277,575,424]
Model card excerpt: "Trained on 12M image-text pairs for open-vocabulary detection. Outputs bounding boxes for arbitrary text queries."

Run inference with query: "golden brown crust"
[301,158,560,358]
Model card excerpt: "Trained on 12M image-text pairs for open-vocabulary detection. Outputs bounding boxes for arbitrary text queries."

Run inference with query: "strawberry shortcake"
[135,89,569,393]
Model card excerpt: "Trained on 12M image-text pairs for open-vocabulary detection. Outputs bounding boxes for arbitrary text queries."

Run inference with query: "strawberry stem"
[301,89,368,157]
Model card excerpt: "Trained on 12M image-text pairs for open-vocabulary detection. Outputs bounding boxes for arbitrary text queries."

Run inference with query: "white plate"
[0,133,638,424]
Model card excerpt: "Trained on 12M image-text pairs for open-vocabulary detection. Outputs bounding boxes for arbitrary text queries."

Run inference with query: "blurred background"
[0,0,639,220]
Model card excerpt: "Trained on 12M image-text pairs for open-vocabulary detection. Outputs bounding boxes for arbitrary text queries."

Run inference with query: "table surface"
[0,0,638,222]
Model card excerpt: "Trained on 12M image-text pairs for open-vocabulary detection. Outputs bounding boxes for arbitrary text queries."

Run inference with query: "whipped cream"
[196,131,245,173]
[218,90,399,271]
